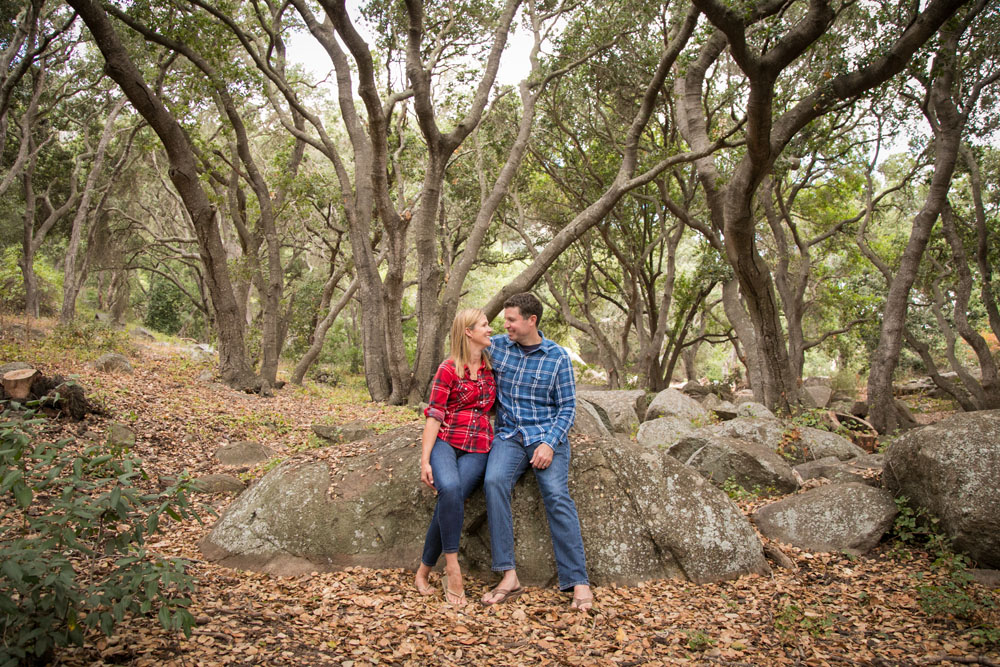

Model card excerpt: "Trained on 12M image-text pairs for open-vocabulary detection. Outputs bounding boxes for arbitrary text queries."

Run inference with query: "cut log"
[3,368,38,400]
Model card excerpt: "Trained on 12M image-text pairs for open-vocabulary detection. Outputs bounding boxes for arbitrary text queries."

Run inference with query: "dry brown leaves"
[4,328,998,667]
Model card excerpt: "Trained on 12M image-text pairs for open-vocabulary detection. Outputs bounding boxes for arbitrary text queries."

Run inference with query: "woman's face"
[466,314,492,348]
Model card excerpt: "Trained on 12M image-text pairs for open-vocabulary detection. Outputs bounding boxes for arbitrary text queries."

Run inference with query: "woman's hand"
[421,460,435,489]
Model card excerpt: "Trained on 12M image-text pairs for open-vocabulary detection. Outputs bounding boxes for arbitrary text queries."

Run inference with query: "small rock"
[94,353,133,374]
[191,474,246,495]
[215,441,276,466]
[736,402,775,419]
[107,423,136,448]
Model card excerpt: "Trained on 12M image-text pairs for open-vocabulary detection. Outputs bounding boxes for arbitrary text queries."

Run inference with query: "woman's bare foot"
[442,569,466,606]
[414,564,434,595]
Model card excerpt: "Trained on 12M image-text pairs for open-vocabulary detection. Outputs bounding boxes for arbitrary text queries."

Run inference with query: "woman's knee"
[436,481,463,504]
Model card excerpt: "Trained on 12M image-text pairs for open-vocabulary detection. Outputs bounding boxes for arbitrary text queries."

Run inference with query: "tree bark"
[60,98,126,325]
[67,0,257,388]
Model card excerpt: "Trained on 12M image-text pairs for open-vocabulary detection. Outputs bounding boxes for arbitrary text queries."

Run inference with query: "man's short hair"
[503,292,543,324]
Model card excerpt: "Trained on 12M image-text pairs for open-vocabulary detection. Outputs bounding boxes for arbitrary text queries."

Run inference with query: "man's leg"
[481,434,529,603]
[531,442,590,605]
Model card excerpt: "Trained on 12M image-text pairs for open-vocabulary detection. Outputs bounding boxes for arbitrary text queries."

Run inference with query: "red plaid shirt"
[423,359,496,453]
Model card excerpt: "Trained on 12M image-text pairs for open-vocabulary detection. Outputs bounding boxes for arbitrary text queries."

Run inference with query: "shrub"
[0,407,197,665]
[47,321,133,356]
[144,275,185,335]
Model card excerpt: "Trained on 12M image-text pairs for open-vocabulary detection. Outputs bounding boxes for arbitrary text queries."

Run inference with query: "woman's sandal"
[481,585,524,606]
[570,596,594,612]
[441,575,466,607]
[415,581,435,596]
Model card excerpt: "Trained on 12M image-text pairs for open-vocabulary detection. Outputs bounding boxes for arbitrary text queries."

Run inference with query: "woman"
[414,309,495,606]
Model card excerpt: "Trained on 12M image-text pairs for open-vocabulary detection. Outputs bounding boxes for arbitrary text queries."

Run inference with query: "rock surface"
[706,418,865,464]
[94,353,133,374]
[312,421,376,444]
[192,474,246,495]
[577,390,647,434]
[736,402,775,419]
[215,441,276,467]
[570,400,611,438]
[678,435,799,494]
[644,388,708,423]
[635,416,695,450]
[201,426,770,585]
[107,423,136,448]
[753,483,897,554]
[883,410,1000,568]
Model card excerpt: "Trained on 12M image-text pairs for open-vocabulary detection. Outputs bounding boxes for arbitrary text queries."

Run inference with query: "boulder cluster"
[200,381,1000,584]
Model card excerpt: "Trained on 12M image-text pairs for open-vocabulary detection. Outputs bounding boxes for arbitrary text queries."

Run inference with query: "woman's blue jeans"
[483,434,589,591]
[420,438,488,567]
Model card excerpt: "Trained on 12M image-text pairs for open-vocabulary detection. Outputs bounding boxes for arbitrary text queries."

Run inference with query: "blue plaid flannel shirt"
[490,332,576,450]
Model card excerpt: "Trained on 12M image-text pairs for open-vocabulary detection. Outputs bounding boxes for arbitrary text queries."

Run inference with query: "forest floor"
[2,319,999,667]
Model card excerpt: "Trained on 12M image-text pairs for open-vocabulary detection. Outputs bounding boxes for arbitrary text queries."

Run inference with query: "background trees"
[2,0,997,430]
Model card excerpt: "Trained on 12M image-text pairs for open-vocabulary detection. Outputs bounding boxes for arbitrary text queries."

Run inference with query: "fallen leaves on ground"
[3,327,998,666]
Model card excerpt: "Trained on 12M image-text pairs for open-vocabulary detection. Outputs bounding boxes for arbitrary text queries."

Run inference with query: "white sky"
[286,11,535,91]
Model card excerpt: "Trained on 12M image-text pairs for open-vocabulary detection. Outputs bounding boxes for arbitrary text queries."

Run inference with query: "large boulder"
[676,435,799,494]
[883,410,1000,568]
[577,390,647,434]
[705,417,865,464]
[201,426,770,585]
[645,388,708,423]
[571,399,612,438]
[753,483,897,555]
[635,416,695,450]
[801,385,833,409]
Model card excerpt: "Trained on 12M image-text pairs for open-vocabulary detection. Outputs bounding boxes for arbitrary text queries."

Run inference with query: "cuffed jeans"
[420,438,488,567]
[483,434,589,591]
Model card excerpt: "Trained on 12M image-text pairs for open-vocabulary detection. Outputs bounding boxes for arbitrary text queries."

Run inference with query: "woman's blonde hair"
[449,308,491,376]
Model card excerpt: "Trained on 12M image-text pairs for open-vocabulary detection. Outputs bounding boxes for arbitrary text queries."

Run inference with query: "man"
[481,292,593,611]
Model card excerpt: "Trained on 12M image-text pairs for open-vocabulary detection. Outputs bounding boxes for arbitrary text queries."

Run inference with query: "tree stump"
[2,368,38,400]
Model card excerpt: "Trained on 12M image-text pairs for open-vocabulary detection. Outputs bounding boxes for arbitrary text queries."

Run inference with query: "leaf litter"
[5,335,997,666]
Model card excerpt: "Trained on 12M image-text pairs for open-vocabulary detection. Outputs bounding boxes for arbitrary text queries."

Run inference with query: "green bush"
[144,274,185,335]
[0,407,197,665]
[47,321,133,355]
[0,247,61,315]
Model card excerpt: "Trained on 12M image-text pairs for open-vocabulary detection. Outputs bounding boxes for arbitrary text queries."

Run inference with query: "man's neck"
[518,331,543,346]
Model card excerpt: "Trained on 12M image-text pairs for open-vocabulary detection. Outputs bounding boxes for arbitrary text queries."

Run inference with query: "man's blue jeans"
[483,434,589,591]
[420,438,488,567]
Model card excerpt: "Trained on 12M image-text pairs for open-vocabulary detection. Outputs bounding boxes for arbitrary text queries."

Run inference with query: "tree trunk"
[67,0,257,389]
[60,98,126,325]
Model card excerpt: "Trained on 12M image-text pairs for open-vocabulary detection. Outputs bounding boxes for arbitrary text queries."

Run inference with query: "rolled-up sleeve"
[424,363,454,423]
[546,353,576,449]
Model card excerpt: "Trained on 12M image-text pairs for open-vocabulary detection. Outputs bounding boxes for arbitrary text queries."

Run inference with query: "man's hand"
[420,461,435,488]
[530,443,554,469]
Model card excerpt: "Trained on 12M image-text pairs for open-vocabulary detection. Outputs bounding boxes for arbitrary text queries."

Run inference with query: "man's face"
[503,306,536,343]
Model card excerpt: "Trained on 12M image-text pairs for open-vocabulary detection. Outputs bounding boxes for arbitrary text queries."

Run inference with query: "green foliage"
[0,408,197,665]
[790,408,852,438]
[892,497,999,647]
[721,476,777,500]
[684,629,715,651]
[144,274,186,336]
[0,247,61,316]
[773,599,834,640]
[46,322,133,356]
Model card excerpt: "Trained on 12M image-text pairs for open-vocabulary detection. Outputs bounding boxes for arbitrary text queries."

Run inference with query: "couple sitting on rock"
[413,292,593,611]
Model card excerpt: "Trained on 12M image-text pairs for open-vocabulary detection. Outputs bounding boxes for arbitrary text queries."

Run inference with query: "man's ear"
[528,314,538,327]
